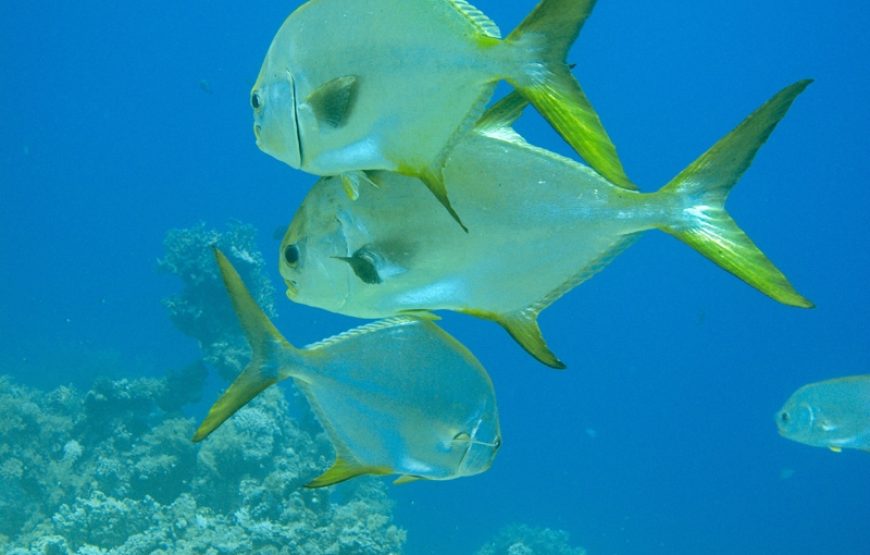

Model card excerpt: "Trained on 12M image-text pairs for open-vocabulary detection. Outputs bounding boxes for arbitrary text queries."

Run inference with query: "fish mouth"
[284,279,298,299]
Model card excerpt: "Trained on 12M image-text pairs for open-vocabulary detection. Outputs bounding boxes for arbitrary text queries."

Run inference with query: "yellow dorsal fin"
[305,458,392,488]
[447,0,501,38]
[393,475,424,485]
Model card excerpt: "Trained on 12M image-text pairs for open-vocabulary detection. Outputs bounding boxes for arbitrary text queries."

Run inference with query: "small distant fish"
[193,249,501,487]
[776,375,870,453]
[278,81,813,368]
[250,0,629,227]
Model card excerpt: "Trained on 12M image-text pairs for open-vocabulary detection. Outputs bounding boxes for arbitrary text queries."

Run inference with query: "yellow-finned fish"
[776,375,870,453]
[251,0,630,228]
[194,249,501,487]
[278,81,814,368]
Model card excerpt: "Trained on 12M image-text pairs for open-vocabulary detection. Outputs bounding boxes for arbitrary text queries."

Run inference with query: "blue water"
[2,1,868,553]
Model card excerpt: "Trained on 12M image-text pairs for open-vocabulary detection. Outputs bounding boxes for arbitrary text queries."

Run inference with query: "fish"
[278,80,814,368]
[193,249,501,487]
[776,375,870,453]
[250,0,631,228]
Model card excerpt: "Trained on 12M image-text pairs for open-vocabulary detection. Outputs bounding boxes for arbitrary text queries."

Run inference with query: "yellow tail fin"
[660,80,814,308]
[507,0,633,189]
[192,248,297,442]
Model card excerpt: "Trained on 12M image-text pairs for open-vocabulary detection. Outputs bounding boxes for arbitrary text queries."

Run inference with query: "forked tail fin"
[507,0,633,189]
[659,80,814,308]
[192,248,299,442]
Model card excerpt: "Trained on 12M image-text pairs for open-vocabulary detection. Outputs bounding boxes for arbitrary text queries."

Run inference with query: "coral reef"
[0,375,405,554]
[159,222,277,381]
[475,524,586,555]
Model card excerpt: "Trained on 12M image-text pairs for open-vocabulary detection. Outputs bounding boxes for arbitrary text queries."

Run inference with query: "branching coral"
[158,222,277,381]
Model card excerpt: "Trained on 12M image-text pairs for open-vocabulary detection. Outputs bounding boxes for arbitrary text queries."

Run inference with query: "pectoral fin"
[305,457,392,488]
[340,170,379,200]
[307,75,359,128]
[828,446,843,453]
[333,253,382,284]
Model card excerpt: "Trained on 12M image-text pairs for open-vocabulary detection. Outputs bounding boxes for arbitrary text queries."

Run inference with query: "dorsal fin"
[447,0,501,38]
[302,316,420,352]
[306,75,359,128]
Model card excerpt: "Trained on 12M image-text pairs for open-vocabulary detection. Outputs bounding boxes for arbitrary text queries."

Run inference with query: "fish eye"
[251,92,263,110]
[283,244,300,265]
[780,411,790,423]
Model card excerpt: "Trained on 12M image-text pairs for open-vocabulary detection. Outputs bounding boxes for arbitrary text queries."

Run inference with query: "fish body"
[776,375,870,453]
[194,249,501,487]
[280,82,813,368]
[251,0,630,224]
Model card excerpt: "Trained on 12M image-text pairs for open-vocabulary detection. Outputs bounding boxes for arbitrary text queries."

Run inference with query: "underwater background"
[1,0,868,554]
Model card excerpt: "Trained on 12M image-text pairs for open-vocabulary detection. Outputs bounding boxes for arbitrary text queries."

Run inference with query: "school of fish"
[192,0,866,488]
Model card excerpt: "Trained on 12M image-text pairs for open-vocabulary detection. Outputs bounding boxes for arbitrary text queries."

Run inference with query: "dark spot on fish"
[306,75,359,128]
[251,92,262,110]
[284,244,300,265]
[334,246,382,285]
[780,411,790,423]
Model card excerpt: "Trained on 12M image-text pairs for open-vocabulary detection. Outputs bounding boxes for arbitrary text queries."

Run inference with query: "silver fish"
[776,375,870,453]
[278,81,813,368]
[194,249,501,487]
[251,0,630,227]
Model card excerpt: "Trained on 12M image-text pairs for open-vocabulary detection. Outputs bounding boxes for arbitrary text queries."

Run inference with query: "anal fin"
[408,166,468,232]
[305,457,393,488]
[498,309,565,369]
[459,307,564,369]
